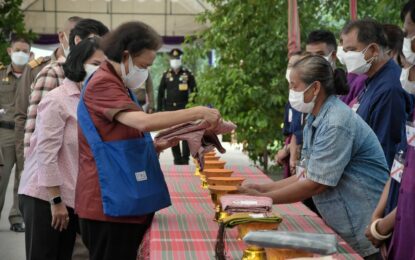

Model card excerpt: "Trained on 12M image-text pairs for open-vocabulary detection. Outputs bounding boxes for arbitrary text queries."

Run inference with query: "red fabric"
[349,0,358,20]
[75,60,148,224]
[138,165,362,259]
[155,120,236,170]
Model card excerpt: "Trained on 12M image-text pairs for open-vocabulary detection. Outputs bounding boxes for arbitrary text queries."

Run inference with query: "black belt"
[0,121,15,130]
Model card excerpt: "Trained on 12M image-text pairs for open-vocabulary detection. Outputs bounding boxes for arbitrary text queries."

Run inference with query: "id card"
[179,83,188,91]
[390,160,404,183]
[296,165,306,181]
[406,121,415,147]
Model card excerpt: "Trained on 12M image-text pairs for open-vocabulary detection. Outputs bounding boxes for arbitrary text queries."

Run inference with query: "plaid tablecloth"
[138,164,363,260]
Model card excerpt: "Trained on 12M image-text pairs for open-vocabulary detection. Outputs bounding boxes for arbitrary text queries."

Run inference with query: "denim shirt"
[302,96,389,257]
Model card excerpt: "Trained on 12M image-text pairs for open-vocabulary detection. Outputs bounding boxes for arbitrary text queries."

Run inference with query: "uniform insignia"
[2,76,9,83]
[28,56,51,69]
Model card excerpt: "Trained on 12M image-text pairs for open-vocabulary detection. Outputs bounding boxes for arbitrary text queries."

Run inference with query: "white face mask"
[170,59,182,70]
[289,83,317,113]
[84,64,99,83]
[400,66,415,94]
[337,46,346,65]
[285,68,291,82]
[121,54,149,90]
[342,45,374,75]
[403,36,415,64]
[61,32,70,57]
[11,51,29,66]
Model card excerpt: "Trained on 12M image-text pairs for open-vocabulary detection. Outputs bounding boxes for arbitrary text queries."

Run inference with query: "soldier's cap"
[169,48,183,59]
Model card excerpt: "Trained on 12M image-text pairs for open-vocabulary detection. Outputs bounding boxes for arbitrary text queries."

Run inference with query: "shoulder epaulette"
[28,56,51,69]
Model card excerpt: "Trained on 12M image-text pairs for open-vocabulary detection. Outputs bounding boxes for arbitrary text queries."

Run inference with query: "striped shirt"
[24,58,65,156]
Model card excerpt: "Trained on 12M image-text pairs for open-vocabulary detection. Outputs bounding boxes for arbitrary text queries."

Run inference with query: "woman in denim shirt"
[239,55,389,259]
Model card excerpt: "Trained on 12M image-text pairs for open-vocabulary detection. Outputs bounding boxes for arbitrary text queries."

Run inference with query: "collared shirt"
[23,57,65,156]
[282,103,305,145]
[18,78,80,208]
[75,60,149,224]
[0,64,21,146]
[356,59,412,168]
[302,95,389,257]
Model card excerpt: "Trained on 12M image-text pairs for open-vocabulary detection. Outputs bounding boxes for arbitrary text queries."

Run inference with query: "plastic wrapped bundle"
[220,195,273,214]
[243,231,338,255]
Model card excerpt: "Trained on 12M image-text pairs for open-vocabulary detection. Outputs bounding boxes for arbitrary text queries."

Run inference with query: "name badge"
[406,121,415,147]
[135,171,148,182]
[390,160,404,183]
[179,83,188,91]
[296,165,306,181]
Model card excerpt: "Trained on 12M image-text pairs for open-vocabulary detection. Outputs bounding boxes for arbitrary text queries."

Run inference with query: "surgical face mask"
[11,51,29,66]
[170,59,181,70]
[403,36,415,64]
[288,83,317,113]
[120,54,149,90]
[285,68,291,82]
[83,64,99,83]
[61,32,70,57]
[337,46,346,65]
[400,66,415,94]
[342,45,374,74]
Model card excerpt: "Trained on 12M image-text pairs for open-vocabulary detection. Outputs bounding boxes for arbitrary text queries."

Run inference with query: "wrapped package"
[220,194,273,214]
[243,231,338,255]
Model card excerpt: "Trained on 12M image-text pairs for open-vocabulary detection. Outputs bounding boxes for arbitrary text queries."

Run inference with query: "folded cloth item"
[221,212,282,228]
[220,195,273,214]
[243,231,338,255]
[215,212,282,260]
[154,120,236,169]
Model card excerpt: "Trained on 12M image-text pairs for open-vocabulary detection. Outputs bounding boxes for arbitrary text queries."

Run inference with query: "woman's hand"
[196,106,221,130]
[289,156,297,176]
[50,203,69,232]
[238,185,261,196]
[275,148,289,165]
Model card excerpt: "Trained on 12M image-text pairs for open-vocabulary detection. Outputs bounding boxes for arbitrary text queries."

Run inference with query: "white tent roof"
[22,0,211,36]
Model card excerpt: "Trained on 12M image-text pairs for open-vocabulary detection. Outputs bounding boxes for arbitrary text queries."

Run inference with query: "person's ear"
[332,51,337,63]
[7,47,12,56]
[57,31,65,45]
[74,35,82,45]
[368,44,380,59]
[29,51,35,61]
[313,81,322,97]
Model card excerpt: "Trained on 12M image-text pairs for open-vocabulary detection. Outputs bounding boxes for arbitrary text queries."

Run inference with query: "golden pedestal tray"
[201,169,233,189]
[207,177,245,187]
[208,185,238,221]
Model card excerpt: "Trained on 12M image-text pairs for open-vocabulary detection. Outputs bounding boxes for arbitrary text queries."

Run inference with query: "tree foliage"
[182,0,406,171]
[0,0,36,64]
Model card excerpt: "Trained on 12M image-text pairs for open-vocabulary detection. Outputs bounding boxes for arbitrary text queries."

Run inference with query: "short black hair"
[101,21,162,63]
[69,19,109,48]
[383,24,405,67]
[341,18,388,48]
[10,35,31,47]
[306,30,337,51]
[63,37,101,82]
[401,0,415,23]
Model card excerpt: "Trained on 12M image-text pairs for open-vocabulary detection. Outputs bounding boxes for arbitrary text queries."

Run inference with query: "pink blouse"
[18,78,80,208]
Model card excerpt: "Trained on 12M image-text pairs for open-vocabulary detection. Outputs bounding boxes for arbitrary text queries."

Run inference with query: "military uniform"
[0,63,24,227]
[157,49,196,164]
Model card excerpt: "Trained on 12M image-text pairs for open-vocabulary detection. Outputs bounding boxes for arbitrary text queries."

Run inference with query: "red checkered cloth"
[137,165,362,260]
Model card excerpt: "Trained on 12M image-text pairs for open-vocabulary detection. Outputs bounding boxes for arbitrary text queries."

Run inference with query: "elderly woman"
[75,21,220,260]
[18,37,106,260]
[239,55,389,259]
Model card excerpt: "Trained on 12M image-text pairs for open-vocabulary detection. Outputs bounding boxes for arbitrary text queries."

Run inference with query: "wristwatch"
[49,196,62,205]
